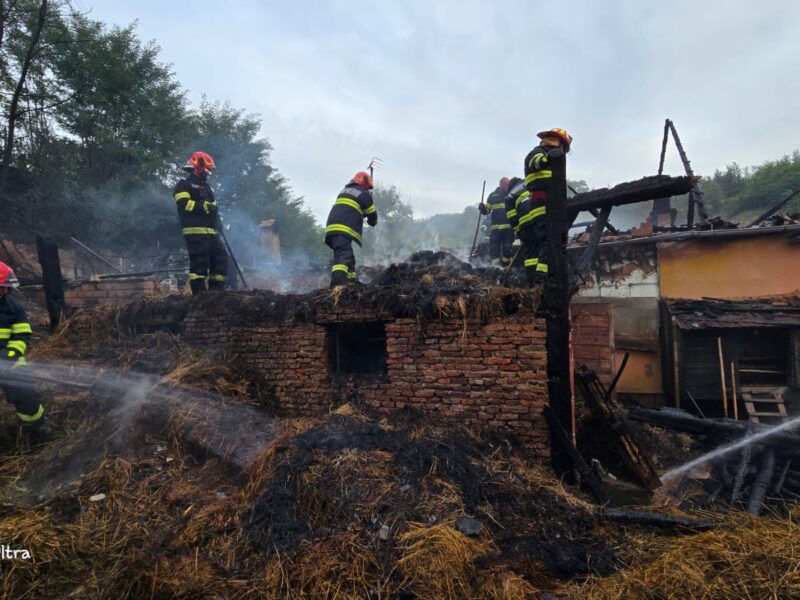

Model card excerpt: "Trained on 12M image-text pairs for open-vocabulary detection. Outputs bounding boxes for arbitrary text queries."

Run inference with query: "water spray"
[661,414,800,482]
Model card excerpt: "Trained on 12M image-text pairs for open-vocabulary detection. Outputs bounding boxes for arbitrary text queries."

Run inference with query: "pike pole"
[469,180,487,262]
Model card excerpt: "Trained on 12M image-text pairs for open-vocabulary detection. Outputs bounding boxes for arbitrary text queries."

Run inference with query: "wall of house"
[182,305,551,454]
[572,243,663,399]
[659,235,800,299]
[571,303,615,390]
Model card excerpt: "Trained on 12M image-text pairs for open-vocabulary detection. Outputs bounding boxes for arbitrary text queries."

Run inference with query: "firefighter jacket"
[173,173,220,236]
[504,177,530,233]
[522,144,552,227]
[324,182,377,246]
[0,294,32,366]
[482,187,511,231]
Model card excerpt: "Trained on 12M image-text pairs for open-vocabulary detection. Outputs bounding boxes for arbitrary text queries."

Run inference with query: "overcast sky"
[80,0,800,222]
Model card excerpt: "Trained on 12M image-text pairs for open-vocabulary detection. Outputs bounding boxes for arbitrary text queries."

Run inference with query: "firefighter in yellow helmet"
[519,128,573,286]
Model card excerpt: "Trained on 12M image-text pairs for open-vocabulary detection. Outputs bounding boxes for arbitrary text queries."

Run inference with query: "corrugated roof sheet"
[665,297,800,330]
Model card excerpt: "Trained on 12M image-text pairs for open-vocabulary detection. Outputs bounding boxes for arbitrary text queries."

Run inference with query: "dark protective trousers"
[185,234,229,295]
[1,370,45,427]
[519,218,549,287]
[489,229,515,265]
[328,234,356,286]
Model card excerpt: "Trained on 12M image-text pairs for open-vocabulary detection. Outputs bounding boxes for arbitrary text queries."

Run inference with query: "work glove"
[547,147,566,159]
[367,213,378,227]
[479,203,488,215]
[203,201,218,215]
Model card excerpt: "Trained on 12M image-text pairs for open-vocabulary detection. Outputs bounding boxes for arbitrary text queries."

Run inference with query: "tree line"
[0,0,323,270]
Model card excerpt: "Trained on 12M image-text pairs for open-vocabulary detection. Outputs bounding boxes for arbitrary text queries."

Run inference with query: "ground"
[0,293,798,599]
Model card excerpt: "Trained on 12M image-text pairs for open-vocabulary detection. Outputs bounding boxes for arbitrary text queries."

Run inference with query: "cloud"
[86,0,800,221]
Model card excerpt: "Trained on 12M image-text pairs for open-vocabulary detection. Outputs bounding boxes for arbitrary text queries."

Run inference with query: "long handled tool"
[501,247,521,286]
[218,224,248,290]
[469,180,487,262]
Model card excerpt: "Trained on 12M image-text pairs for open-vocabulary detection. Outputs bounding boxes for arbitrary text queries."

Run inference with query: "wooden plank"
[576,366,662,491]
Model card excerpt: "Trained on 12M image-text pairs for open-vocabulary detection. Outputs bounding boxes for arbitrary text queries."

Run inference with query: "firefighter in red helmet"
[324,171,378,286]
[173,152,229,295]
[520,128,573,286]
[0,262,47,436]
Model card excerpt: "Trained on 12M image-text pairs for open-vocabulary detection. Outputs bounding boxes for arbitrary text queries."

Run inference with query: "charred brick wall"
[63,278,173,308]
[183,306,550,453]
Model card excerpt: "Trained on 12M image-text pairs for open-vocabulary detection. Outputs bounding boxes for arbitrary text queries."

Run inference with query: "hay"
[564,507,800,599]
[397,519,496,600]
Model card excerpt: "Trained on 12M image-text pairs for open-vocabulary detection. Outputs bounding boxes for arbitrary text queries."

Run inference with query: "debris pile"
[631,407,800,516]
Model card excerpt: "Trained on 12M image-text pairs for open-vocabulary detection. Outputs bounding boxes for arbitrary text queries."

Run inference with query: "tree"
[186,99,324,266]
[359,184,418,262]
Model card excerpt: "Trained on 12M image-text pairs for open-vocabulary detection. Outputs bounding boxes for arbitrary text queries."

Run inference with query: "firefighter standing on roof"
[0,262,47,436]
[479,177,514,266]
[519,128,573,286]
[325,171,378,287]
[173,152,229,295]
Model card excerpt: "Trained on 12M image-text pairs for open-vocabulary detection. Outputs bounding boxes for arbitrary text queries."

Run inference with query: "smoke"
[0,359,263,505]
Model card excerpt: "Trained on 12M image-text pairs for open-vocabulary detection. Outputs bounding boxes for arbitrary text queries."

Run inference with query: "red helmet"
[537,128,573,150]
[353,171,374,190]
[0,262,19,288]
[184,151,216,175]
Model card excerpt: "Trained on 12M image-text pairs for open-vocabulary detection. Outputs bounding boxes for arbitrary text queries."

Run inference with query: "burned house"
[570,220,800,418]
[91,273,552,454]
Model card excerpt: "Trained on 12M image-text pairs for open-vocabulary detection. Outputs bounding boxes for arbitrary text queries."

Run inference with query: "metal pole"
[219,228,248,290]
[469,180,487,261]
[70,237,125,273]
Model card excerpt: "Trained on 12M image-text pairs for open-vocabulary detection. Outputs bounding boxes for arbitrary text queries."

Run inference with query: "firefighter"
[324,171,378,286]
[0,262,47,436]
[479,177,514,265]
[520,128,573,286]
[173,151,229,295]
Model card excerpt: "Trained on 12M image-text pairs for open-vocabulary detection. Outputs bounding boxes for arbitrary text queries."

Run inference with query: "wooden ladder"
[742,386,789,424]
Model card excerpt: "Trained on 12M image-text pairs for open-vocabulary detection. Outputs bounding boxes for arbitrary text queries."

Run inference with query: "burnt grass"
[245,410,619,582]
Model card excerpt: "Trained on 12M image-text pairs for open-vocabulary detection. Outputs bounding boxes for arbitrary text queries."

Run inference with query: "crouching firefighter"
[479,177,514,266]
[173,151,229,295]
[0,262,47,436]
[520,128,573,286]
[324,171,378,286]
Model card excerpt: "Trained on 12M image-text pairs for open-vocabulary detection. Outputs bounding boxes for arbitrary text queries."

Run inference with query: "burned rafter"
[566,175,694,221]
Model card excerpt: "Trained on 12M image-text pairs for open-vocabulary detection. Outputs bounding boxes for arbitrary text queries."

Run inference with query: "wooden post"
[544,153,572,467]
[672,318,681,408]
[718,337,728,418]
[35,234,67,332]
[730,361,739,420]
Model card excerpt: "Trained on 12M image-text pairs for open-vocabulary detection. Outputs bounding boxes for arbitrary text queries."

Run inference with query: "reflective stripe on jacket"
[484,187,510,230]
[324,182,377,246]
[173,173,219,236]
[0,294,31,364]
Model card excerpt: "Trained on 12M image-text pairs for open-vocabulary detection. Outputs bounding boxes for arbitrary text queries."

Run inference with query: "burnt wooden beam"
[603,507,717,531]
[544,154,574,468]
[629,407,800,453]
[35,234,67,332]
[566,175,693,214]
[575,207,611,282]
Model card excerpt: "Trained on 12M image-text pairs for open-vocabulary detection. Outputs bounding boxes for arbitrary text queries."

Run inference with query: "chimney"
[258,220,281,265]
[651,197,676,228]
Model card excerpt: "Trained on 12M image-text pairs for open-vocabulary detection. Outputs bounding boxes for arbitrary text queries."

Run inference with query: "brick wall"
[63,278,174,308]
[571,303,614,389]
[183,305,550,454]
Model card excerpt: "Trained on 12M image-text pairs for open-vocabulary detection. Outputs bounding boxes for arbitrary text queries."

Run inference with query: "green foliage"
[0,8,322,269]
[699,153,800,221]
